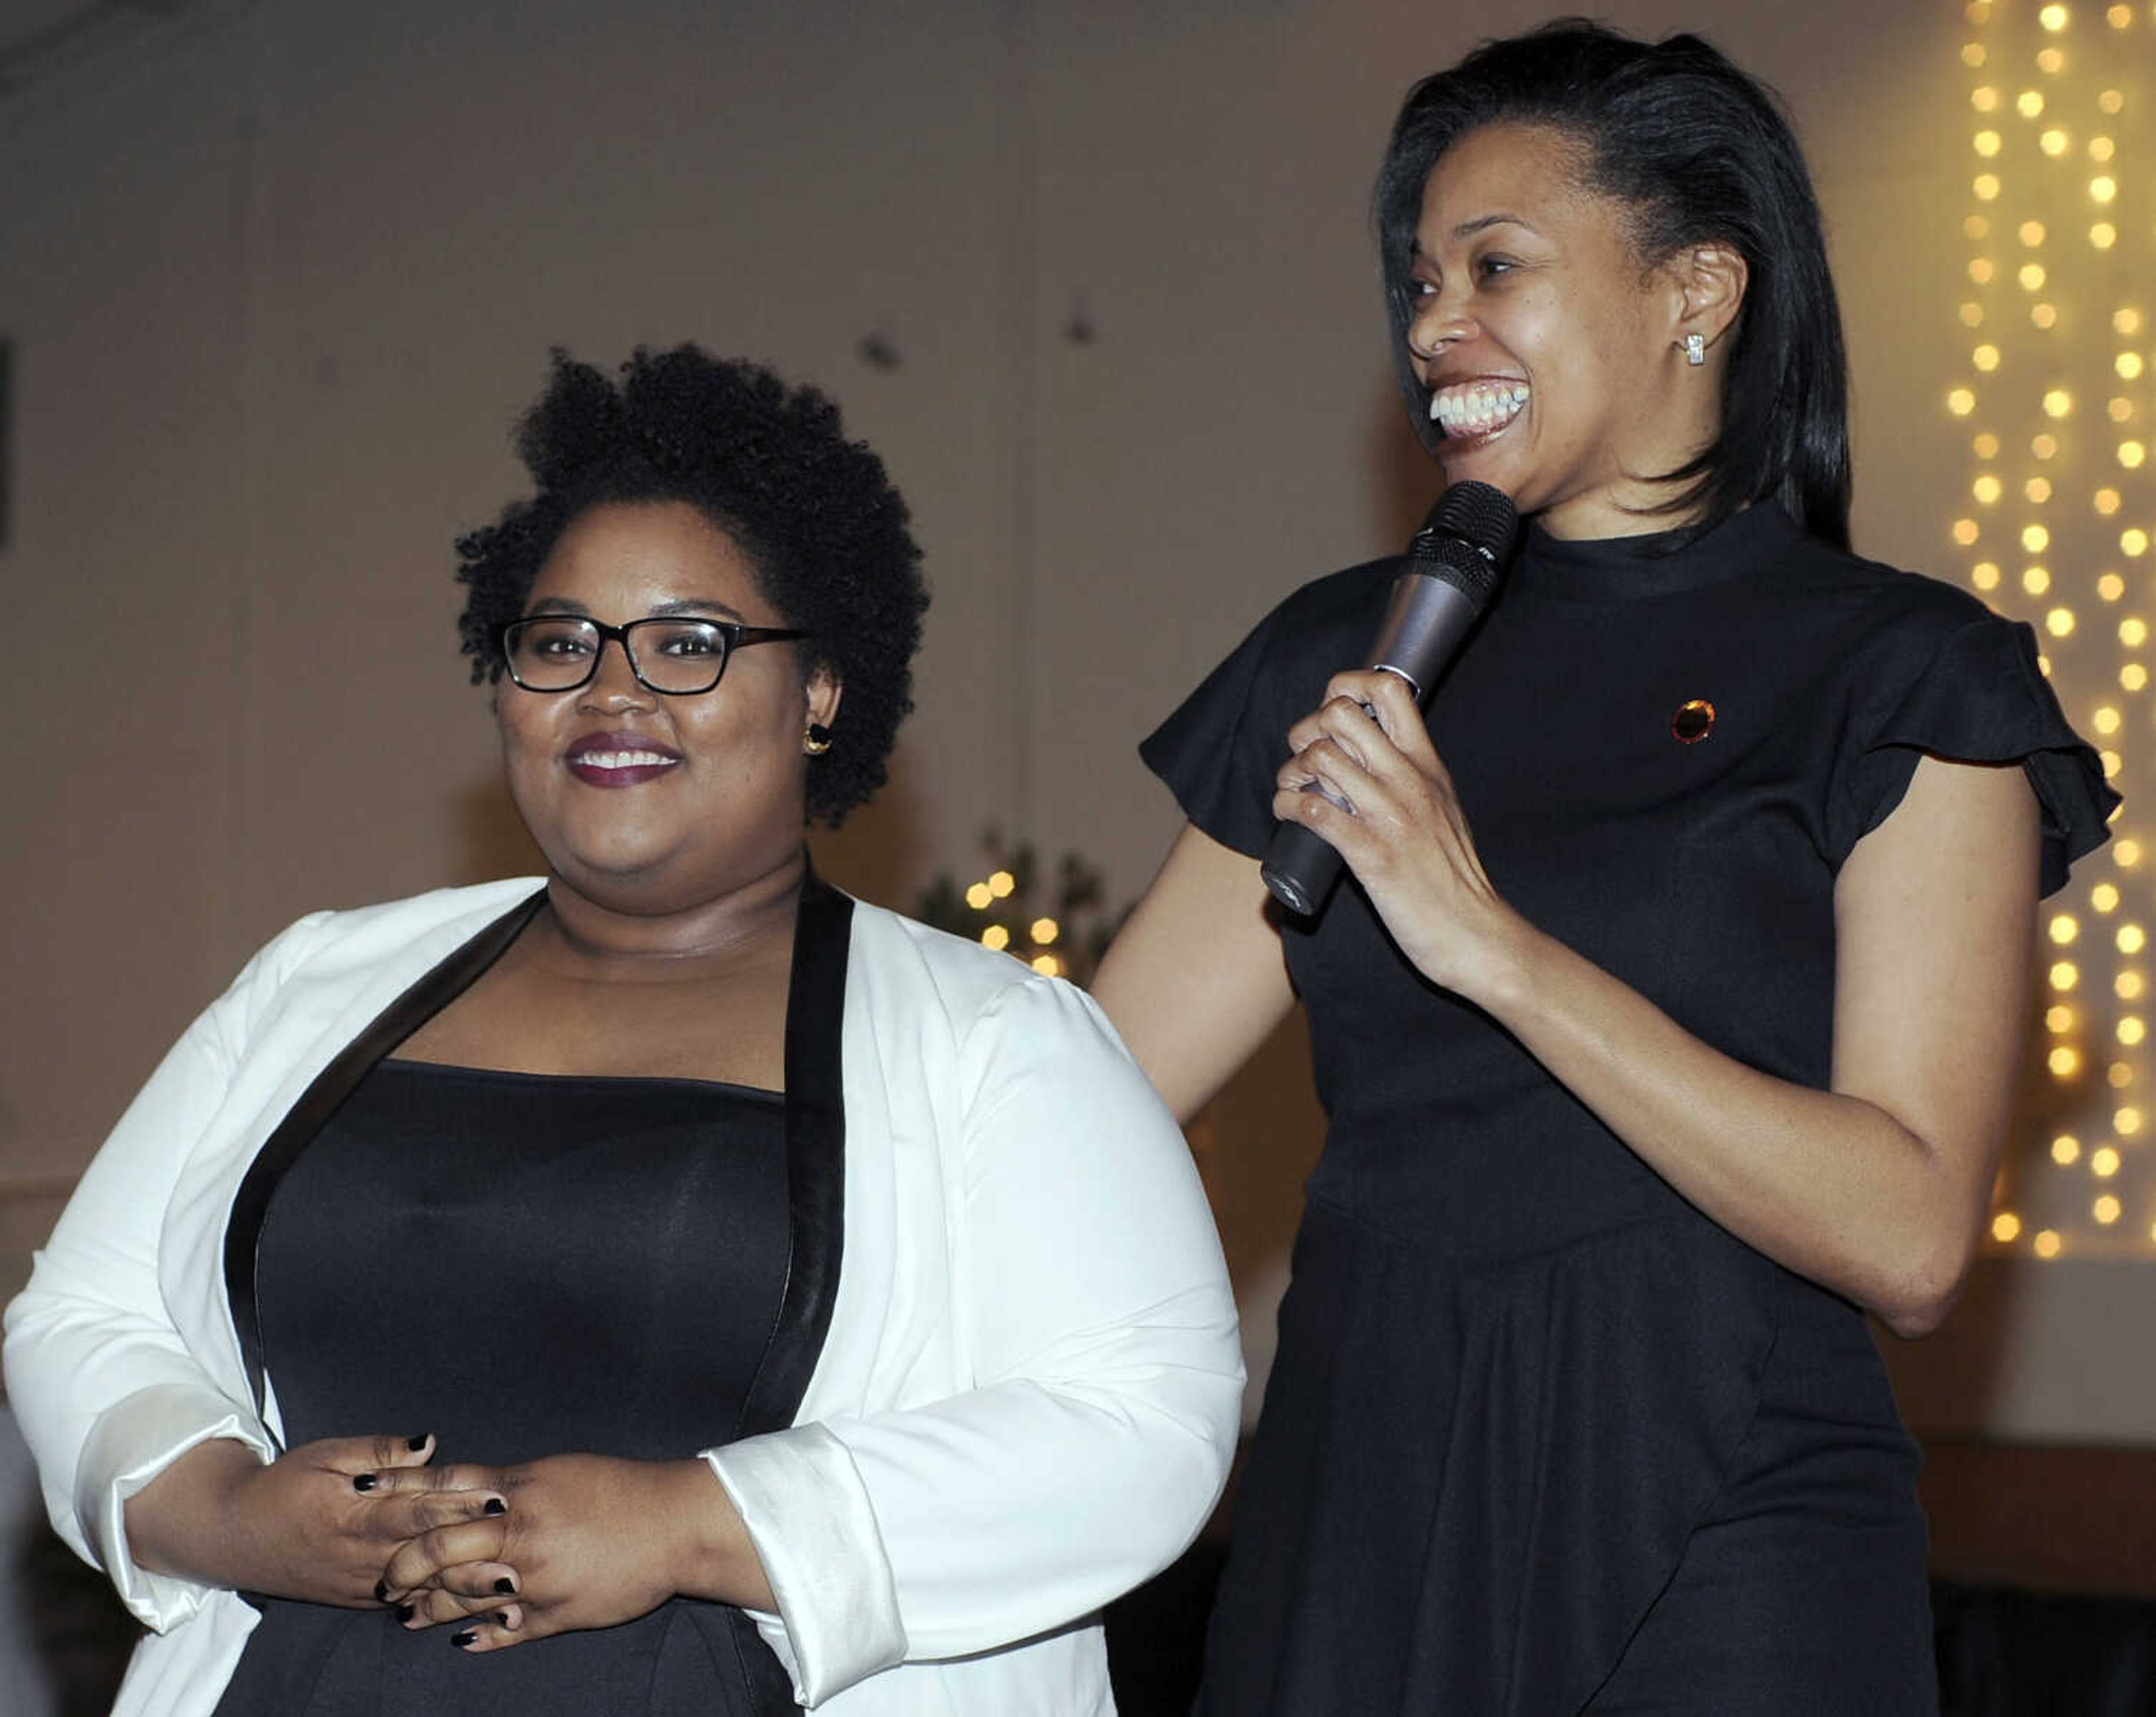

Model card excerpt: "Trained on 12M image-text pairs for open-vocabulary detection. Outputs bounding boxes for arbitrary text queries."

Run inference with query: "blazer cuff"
[78,1382,275,1632]
[704,1422,906,1705]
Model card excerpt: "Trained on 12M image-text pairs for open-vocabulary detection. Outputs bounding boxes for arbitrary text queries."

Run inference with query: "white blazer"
[3,878,1243,1715]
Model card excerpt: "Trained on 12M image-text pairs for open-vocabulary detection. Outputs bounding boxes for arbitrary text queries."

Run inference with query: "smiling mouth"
[564,738,682,787]
[1429,380,1529,443]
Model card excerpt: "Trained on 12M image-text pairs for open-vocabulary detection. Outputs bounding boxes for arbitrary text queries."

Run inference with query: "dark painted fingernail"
[406,1432,430,1451]
[352,1473,377,1493]
[483,1497,507,1516]
[395,1604,415,1624]
[493,1576,516,1595]
[373,1579,390,1602]
[494,1611,512,1627]
[451,1628,477,1649]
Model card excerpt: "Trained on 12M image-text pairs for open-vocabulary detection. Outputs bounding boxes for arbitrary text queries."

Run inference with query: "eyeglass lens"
[505,618,729,694]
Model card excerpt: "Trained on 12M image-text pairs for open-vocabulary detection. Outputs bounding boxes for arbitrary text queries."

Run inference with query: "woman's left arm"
[1285,669,2039,1339]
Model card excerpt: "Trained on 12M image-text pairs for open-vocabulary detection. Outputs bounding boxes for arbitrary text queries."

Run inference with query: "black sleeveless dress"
[1143,503,2116,1715]
[212,1059,796,1715]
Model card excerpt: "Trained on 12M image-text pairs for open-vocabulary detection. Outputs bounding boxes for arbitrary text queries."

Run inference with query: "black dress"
[1142,503,2116,1716]
[211,1060,797,1716]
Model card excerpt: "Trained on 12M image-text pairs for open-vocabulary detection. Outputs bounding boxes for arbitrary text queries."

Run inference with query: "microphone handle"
[1259,572,1488,916]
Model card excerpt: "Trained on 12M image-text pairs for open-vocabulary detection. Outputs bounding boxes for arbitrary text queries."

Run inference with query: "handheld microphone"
[1260,480,1522,917]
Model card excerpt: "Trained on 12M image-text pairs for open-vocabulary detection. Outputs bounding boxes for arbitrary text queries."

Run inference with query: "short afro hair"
[455,345,928,825]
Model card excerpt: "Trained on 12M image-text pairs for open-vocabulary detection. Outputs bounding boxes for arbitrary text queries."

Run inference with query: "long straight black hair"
[1375,20,1852,549]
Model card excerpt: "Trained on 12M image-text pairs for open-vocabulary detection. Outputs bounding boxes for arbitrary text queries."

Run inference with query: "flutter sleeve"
[1831,605,2118,895]
[1140,563,1387,857]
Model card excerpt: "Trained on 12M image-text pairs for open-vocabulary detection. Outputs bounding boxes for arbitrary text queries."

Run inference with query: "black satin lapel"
[223,888,548,1433]
[735,873,851,1441]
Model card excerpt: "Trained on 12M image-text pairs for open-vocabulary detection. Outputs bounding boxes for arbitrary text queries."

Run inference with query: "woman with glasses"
[1093,22,2113,1715]
[4,345,1241,1717]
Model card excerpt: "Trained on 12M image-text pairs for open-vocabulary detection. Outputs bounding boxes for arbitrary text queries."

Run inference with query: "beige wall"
[2,0,2150,1440]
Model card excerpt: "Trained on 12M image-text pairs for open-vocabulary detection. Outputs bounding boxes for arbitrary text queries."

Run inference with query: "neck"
[536,846,809,980]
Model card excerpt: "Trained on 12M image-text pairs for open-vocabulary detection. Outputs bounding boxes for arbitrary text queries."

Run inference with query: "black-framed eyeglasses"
[500,615,809,696]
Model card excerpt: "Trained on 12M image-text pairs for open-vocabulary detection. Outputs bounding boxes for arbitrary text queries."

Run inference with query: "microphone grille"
[1406,481,1521,607]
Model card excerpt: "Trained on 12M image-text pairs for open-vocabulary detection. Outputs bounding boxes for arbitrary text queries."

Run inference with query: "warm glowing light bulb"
[1960,302,1985,328]
[1993,1211,2024,1243]
[2050,1045,2083,1077]
[1975,129,2003,156]
[1975,432,2001,458]
[2122,355,2148,380]
[2025,565,2053,595]
[2053,960,2082,990]
[2099,573,2127,600]
[1972,473,2001,504]
[1953,519,1981,546]
[2034,1230,2063,1258]
[2020,262,2048,291]
[1973,85,2001,111]
[2118,1015,2145,1045]
[2018,90,2046,118]
[2098,491,2125,518]
[1965,214,1990,239]
[2117,309,2144,336]
[1948,387,1977,415]
[1973,562,2002,591]
[2041,127,2070,154]
[2117,838,2144,866]
[2120,441,2148,468]
[2048,1003,2077,1033]
[2053,1133,2083,1164]
[2112,1062,2135,1088]
[2091,135,2117,161]
[2095,706,2123,734]
[2095,1194,2122,1225]
[2032,304,2059,330]
[2120,923,2149,954]
[2039,3,2068,29]
[2034,433,2061,460]
[2091,222,2119,249]
[2038,45,2067,71]
[1974,175,2001,201]
[988,869,1016,898]
[2021,220,2048,246]
[2025,524,2052,551]
[981,923,1011,951]
[2124,664,2148,691]
[2112,398,2136,422]
[2044,389,2073,417]
[2104,751,2123,779]
[2053,913,2082,944]
[1030,954,1059,976]
[1968,257,1997,283]
[2121,618,2148,646]
[1030,917,1059,944]
[2098,89,2123,114]
[2111,1113,2141,1142]
[2092,176,2119,203]
[2121,970,2147,999]
[2048,608,2078,637]
[2027,477,2054,503]
[2094,883,2122,912]
[2107,1,2131,22]
[1964,42,1988,66]
[965,882,993,911]
[2125,529,2151,557]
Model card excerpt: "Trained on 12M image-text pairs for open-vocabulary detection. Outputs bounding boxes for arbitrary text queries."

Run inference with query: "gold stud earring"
[804,721,834,756]
[1684,332,1706,366]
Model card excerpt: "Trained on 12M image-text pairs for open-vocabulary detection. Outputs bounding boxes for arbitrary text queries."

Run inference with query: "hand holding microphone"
[1261,481,1521,917]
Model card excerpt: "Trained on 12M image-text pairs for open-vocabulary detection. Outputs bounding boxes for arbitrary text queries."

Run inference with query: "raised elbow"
[1875,1228,1978,1340]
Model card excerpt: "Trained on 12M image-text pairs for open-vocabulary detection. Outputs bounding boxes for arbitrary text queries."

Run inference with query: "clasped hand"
[1274,668,1518,995]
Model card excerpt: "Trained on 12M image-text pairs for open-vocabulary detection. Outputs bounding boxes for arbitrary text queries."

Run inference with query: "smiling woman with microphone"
[4,345,1243,1717]
[1094,21,2114,1715]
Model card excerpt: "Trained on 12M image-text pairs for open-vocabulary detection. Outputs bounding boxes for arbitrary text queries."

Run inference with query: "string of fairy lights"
[1950,2,2153,1259]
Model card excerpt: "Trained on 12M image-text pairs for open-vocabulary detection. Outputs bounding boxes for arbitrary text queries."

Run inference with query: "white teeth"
[1428,381,1529,437]
[579,750,676,769]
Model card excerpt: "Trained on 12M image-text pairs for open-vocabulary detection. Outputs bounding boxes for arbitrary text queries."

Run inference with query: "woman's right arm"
[2,923,499,1624]
[1090,822,1298,1123]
